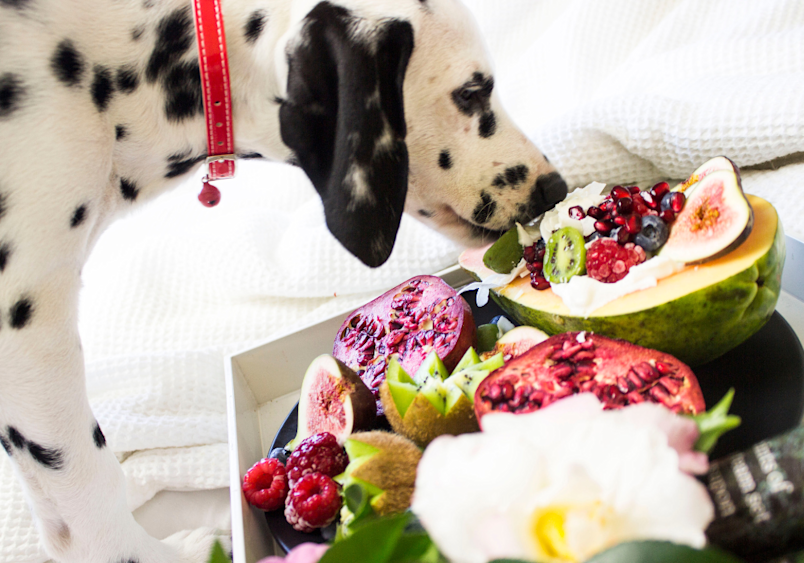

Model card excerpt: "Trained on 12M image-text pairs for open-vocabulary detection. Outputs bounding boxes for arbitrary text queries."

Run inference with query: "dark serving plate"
[265,290,804,553]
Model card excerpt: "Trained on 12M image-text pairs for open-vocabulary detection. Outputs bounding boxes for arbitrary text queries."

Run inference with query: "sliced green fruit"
[453,347,481,372]
[543,226,586,283]
[459,195,784,366]
[482,225,523,274]
[413,351,449,385]
[445,353,504,399]
[418,376,447,415]
[476,323,500,353]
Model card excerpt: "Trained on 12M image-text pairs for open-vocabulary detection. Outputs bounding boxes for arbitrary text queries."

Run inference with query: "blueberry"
[268,447,289,464]
[660,192,674,212]
[634,215,669,252]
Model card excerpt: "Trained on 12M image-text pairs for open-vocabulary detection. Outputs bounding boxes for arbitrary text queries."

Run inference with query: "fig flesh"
[660,164,754,265]
[480,325,549,362]
[333,275,477,415]
[296,354,376,445]
[474,332,705,426]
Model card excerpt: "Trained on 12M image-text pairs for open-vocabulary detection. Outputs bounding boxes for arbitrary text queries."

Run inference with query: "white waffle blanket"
[3,0,804,560]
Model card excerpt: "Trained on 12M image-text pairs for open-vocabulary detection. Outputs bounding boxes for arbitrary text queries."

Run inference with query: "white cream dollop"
[540,181,607,241]
[551,255,687,317]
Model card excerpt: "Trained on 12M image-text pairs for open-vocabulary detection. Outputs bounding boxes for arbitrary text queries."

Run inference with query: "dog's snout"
[536,171,568,205]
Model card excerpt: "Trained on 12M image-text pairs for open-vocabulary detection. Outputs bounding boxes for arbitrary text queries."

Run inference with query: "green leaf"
[206,540,232,563]
[319,512,411,563]
[387,532,439,563]
[687,388,742,453]
[585,541,747,563]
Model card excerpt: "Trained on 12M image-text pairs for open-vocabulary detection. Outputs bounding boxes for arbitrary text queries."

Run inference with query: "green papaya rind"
[465,198,785,367]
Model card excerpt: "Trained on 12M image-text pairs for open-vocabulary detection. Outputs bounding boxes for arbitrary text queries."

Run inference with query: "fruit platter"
[225,158,804,563]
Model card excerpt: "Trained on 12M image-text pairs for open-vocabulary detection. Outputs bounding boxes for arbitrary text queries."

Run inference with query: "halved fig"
[296,354,376,444]
[659,166,753,265]
[333,275,477,415]
[480,325,550,362]
[672,155,737,195]
[474,332,705,426]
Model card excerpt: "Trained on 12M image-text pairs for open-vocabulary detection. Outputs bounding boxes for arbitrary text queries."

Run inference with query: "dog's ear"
[279,3,414,267]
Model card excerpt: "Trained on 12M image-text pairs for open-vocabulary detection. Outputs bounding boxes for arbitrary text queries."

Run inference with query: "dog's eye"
[451,75,494,116]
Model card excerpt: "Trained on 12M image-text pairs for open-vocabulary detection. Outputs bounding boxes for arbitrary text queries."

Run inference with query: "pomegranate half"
[333,275,477,415]
[474,331,705,426]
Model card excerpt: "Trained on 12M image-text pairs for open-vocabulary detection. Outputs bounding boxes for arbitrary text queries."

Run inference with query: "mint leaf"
[206,540,232,563]
[586,541,746,563]
[320,512,410,563]
[688,388,741,453]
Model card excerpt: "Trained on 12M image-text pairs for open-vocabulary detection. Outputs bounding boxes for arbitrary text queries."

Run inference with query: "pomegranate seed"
[669,192,686,212]
[625,214,642,234]
[613,227,631,244]
[551,364,573,379]
[628,186,641,195]
[611,186,630,199]
[568,205,585,220]
[659,209,675,223]
[616,376,633,394]
[616,197,633,215]
[595,220,614,234]
[500,383,514,400]
[650,182,670,200]
[488,384,502,401]
[523,245,536,262]
[600,201,614,212]
[530,274,550,291]
[633,362,659,383]
[655,361,674,375]
[587,206,604,219]
[613,215,626,226]
[641,191,659,209]
[658,377,681,395]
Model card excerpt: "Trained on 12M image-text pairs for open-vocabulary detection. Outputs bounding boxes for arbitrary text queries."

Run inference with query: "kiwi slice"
[543,226,586,284]
[482,226,523,274]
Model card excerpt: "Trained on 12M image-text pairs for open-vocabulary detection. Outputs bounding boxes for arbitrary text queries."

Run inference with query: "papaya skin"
[461,196,785,366]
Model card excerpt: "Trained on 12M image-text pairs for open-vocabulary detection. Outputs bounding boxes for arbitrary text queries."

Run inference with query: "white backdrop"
[2,1,804,560]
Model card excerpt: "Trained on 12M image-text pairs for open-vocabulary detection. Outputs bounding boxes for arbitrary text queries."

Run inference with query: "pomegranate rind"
[296,355,376,445]
[460,196,784,366]
[474,332,706,426]
[333,275,477,415]
[659,166,754,265]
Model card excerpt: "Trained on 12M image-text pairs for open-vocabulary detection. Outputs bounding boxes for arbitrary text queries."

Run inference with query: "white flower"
[411,395,714,563]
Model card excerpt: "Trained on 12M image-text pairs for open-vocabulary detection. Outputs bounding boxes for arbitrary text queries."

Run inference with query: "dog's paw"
[162,527,232,563]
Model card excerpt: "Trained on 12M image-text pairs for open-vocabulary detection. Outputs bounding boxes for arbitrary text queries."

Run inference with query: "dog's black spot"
[0,192,7,222]
[162,61,202,122]
[91,66,114,112]
[165,152,205,178]
[492,174,506,188]
[8,426,25,449]
[51,39,85,87]
[0,434,10,455]
[28,441,64,470]
[116,66,139,94]
[0,73,25,118]
[238,152,264,160]
[70,204,87,228]
[92,422,106,449]
[244,10,267,44]
[131,26,145,41]
[0,0,31,9]
[115,124,128,140]
[505,164,528,186]
[0,242,10,273]
[438,149,452,170]
[10,298,32,329]
[452,72,493,116]
[146,7,193,83]
[417,209,433,218]
[472,191,496,225]
[120,178,139,201]
[478,111,496,138]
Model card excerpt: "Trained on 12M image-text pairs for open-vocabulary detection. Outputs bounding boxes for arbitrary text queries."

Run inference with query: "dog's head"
[278,0,567,267]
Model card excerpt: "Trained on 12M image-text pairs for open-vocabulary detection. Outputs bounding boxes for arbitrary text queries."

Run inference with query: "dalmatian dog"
[0,0,567,561]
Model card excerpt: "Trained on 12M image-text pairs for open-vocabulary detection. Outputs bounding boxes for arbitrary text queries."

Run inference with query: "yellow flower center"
[532,509,576,562]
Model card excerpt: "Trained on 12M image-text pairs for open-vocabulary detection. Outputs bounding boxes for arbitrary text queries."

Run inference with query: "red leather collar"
[193,0,235,207]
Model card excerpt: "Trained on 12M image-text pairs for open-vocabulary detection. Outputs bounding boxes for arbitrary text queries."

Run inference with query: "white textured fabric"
[3,1,804,561]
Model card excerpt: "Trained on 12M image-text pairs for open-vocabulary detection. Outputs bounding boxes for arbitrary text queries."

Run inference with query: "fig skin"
[296,354,377,445]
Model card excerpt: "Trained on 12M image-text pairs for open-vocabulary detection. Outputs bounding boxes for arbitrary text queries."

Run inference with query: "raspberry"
[242,458,289,511]
[286,432,348,488]
[284,473,342,532]
[586,239,646,283]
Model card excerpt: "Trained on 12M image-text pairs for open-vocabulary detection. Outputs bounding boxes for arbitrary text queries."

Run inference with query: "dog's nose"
[535,171,568,206]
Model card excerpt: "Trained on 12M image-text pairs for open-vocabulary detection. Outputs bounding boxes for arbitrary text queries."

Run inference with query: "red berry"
[242,458,289,512]
[286,432,348,488]
[284,473,342,533]
[586,239,647,284]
